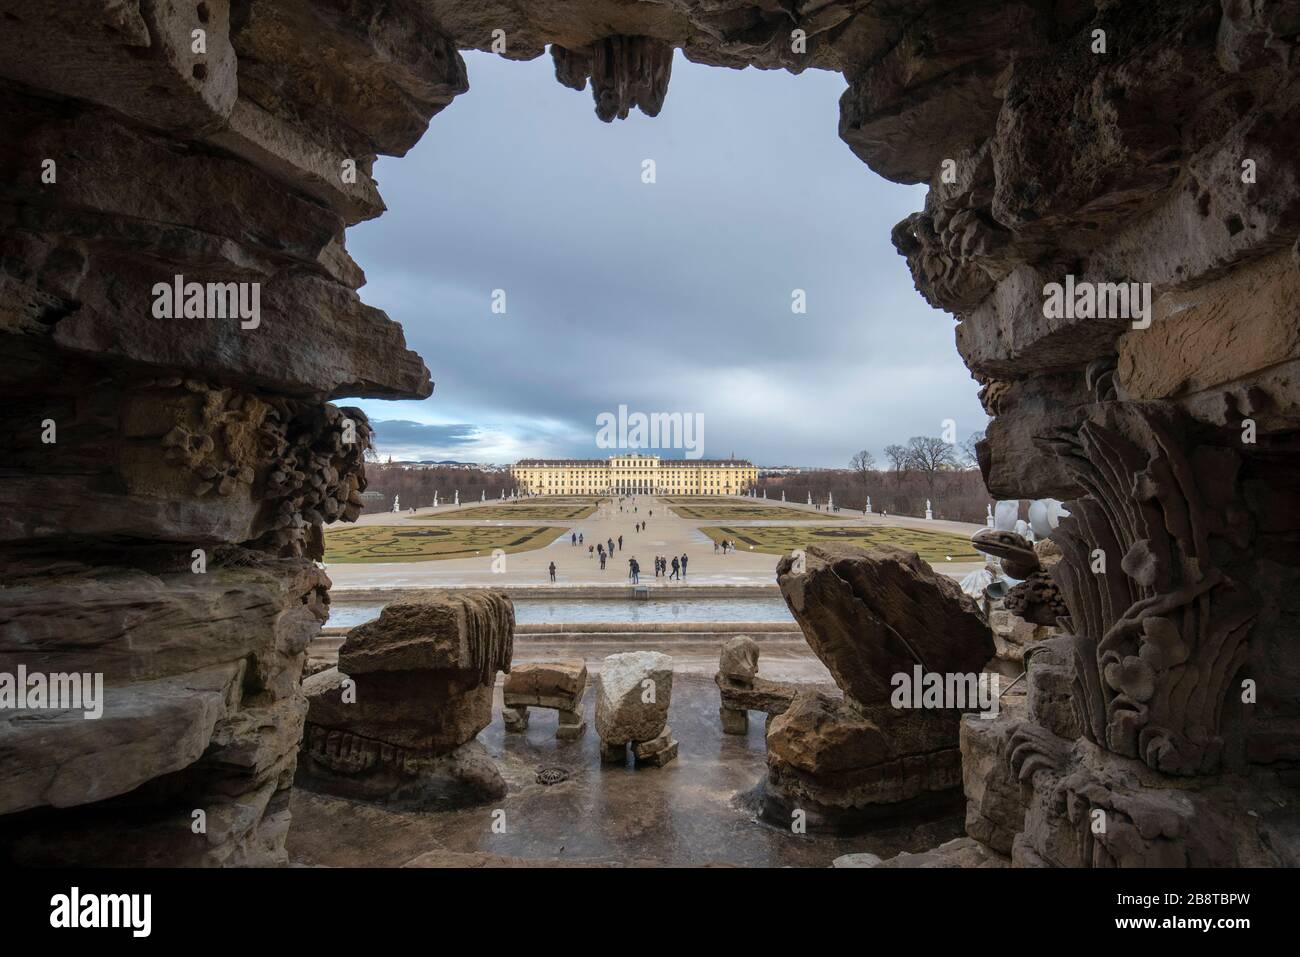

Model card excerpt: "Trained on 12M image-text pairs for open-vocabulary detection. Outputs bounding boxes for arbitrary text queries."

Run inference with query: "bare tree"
[959,430,986,469]
[849,450,875,504]
[905,435,958,494]
[884,444,910,481]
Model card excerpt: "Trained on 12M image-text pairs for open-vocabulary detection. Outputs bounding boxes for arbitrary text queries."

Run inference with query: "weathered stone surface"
[971,529,1040,580]
[988,606,1054,666]
[594,651,673,744]
[631,726,678,767]
[503,659,587,740]
[5,0,1300,870]
[503,659,587,703]
[872,836,1010,869]
[302,667,493,756]
[0,554,322,865]
[830,852,883,868]
[716,675,797,719]
[553,36,673,122]
[1,379,375,559]
[339,592,514,683]
[1010,736,1297,868]
[765,545,996,830]
[715,635,796,735]
[718,635,759,683]
[1003,572,1069,627]
[776,544,994,707]
[960,700,1027,855]
[764,692,965,828]
[297,592,514,807]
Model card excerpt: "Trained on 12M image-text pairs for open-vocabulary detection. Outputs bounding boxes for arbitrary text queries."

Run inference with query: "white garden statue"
[925,499,933,520]
[994,500,1019,532]
[1028,498,1070,539]
[392,494,400,513]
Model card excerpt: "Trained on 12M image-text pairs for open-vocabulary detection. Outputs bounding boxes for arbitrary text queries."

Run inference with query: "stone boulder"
[765,545,994,830]
[718,636,759,682]
[776,545,994,708]
[595,651,676,766]
[296,591,514,807]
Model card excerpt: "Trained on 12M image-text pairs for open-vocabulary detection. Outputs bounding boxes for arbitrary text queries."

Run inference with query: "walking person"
[618,535,623,551]
[548,561,556,583]
[680,553,688,578]
[599,552,606,570]
[669,556,680,581]
[571,532,576,546]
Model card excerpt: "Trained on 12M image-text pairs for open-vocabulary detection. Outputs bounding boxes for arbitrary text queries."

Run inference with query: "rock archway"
[1,0,1297,866]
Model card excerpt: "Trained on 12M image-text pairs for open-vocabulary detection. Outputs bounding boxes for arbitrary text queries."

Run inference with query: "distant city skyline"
[343,50,987,468]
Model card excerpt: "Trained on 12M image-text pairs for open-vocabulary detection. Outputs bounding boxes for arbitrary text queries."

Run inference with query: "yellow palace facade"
[512,454,758,496]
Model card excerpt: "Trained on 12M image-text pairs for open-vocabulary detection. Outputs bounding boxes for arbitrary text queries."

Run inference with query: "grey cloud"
[345,50,986,466]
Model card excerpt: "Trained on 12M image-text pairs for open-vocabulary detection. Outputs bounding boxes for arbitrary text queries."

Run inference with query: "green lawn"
[699,525,981,563]
[662,498,851,521]
[324,525,564,563]
[414,499,603,521]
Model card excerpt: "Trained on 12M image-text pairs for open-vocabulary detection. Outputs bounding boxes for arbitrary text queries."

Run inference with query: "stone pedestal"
[719,706,749,734]
[632,727,679,767]
[715,635,796,735]
[556,708,587,741]
[600,740,628,764]
[503,706,529,732]
[502,659,587,741]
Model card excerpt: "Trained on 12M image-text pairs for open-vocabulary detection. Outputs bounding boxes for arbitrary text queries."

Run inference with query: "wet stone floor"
[287,673,965,867]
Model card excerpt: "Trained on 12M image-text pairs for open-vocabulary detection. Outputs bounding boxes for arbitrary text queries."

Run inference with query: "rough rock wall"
[870,1,1300,866]
[3,0,1298,866]
[0,0,452,864]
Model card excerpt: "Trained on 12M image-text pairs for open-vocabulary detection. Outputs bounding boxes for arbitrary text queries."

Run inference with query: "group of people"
[548,497,688,584]
[584,535,621,570]
[629,553,687,583]
[713,539,738,554]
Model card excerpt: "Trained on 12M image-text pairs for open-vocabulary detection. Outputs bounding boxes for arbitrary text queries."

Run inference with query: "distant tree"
[959,430,986,470]
[849,450,875,503]
[884,444,911,481]
[905,435,959,494]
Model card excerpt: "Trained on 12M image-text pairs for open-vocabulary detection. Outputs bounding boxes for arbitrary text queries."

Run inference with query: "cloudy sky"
[342,50,985,467]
